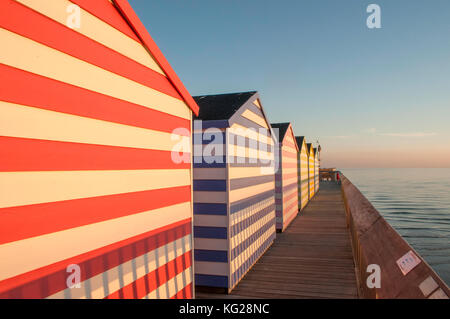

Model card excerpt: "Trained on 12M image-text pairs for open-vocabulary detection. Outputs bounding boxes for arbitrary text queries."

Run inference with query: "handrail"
[340,174,450,299]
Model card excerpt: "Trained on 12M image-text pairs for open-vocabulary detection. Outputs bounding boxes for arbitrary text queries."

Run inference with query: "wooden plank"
[196,182,358,298]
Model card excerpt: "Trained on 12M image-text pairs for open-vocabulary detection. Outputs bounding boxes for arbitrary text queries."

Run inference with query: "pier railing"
[340,175,450,299]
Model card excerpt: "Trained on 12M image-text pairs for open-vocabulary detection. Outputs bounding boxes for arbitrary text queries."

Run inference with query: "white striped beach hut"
[307,143,315,199]
[192,91,277,292]
[0,0,198,299]
[314,147,320,194]
[295,137,309,211]
[271,123,299,232]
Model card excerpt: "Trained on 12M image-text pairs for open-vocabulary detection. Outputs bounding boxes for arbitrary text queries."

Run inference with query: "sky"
[129,0,450,168]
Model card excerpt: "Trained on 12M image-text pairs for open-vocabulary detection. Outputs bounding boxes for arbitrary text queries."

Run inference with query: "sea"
[340,168,450,286]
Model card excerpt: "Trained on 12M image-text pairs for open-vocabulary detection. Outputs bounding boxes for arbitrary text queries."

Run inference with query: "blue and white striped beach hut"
[192,91,277,292]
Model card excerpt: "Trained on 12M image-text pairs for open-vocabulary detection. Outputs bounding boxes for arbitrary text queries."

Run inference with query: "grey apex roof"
[193,91,257,120]
[270,122,290,142]
[295,136,305,149]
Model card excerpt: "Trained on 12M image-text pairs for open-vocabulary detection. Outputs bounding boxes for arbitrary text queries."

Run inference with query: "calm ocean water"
[341,168,450,286]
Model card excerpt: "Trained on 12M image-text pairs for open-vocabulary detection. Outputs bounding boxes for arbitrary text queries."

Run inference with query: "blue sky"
[129,0,450,167]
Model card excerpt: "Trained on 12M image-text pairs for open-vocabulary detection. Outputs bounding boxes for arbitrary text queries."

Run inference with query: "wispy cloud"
[379,132,438,137]
[324,131,438,140]
[363,128,377,134]
[324,135,352,139]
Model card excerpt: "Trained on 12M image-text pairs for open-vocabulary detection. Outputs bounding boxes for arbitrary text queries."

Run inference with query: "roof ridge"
[113,0,199,115]
[193,91,257,98]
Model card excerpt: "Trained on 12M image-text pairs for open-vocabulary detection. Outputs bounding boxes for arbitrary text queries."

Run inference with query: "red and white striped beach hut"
[295,136,309,211]
[0,0,198,299]
[271,123,299,232]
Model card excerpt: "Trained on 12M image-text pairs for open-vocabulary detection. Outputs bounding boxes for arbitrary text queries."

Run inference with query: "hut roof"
[193,91,257,120]
[295,136,306,150]
[270,122,291,143]
[314,147,320,155]
[307,143,314,155]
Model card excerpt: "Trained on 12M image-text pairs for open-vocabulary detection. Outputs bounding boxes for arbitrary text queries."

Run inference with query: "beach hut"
[295,137,309,211]
[314,147,320,194]
[307,143,315,199]
[271,123,299,232]
[0,0,198,299]
[192,91,277,292]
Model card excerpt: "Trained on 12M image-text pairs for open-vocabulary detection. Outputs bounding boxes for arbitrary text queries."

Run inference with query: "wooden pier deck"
[196,182,359,299]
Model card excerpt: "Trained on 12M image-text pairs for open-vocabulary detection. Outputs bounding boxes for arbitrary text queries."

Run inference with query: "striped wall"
[314,148,320,194]
[308,144,315,199]
[228,100,276,289]
[193,94,276,291]
[192,124,228,288]
[274,125,299,232]
[296,137,309,211]
[0,0,196,299]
